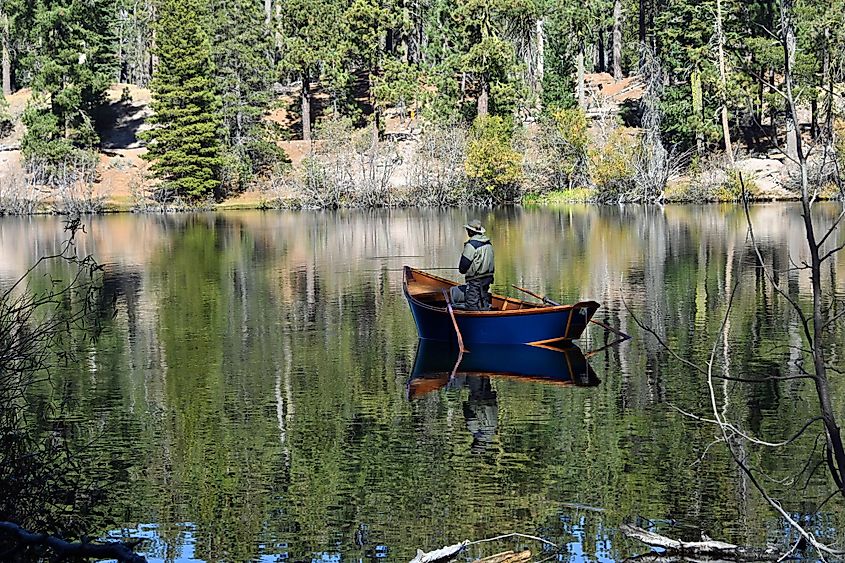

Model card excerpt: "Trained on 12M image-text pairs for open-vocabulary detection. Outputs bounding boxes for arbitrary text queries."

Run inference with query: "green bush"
[0,96,13,139]
[588,128,637,202]
[714,169,758,202]
[465,115,523,203]
[537,108,589,191]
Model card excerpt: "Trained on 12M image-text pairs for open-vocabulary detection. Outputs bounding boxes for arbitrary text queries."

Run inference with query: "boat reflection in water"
[407,340,599,453]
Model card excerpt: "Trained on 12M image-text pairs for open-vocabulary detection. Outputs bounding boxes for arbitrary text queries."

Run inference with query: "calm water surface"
[2,204,845,562]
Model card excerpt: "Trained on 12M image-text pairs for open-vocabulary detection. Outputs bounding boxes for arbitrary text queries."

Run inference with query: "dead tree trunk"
[781,0,845,496]
[477,78,489,117]
[715,0,734,164]
[535,18,544,112]
[576,41,586,111]
[823,26,833,136]
[2,11,10,96]
[621,524,778,560]
[612,0,623,79]
[301,73,312,142]
[784,2,798,165]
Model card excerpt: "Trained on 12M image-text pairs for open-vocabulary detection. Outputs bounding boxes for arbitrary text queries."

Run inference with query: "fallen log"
[410,540,470,563]
[0,521,146,562]
[620,524,779,561]
[474,549,532,563]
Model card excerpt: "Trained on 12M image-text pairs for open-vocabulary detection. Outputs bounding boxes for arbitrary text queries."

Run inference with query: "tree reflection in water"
[2,206,845,560]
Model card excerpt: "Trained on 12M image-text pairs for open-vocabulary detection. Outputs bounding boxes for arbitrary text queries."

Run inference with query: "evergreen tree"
[346,0,411,138]
[652,0,746,153]
[277,0,349,141]
[456,0,522,117]
[19,0,116,177]
[141,0,224,199]
[211,0,286,189]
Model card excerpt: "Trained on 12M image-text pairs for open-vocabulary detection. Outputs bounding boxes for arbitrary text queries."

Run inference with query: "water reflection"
[408,341,601,454]
[2,206,845,561]
[408,341,600,397]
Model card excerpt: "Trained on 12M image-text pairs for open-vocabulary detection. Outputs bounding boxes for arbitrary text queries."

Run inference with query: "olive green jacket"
[458,234,494,281]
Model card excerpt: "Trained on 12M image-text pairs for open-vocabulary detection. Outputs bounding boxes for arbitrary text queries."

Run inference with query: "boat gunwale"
[403,266,600,318]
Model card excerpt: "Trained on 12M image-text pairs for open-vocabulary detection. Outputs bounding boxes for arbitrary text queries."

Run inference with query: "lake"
[2,204,844,562]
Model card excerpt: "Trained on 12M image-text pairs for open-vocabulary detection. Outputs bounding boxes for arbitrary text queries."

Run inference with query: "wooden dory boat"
[403,266,600,345]
[407,340,599,398]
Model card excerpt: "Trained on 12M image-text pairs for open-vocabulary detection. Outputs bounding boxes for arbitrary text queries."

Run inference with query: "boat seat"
[411,290,446,303]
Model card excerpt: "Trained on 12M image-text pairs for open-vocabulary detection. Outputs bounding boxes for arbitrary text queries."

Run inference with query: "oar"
[512,284,560,306]
[441,288,467,354]
[511,284,631,340]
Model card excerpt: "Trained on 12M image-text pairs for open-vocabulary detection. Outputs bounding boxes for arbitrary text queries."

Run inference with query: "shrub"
[408,124,468,206]
[465,115,523,203]
[535,108,589,192]
[0,96,13,139]
[588,128,637,202]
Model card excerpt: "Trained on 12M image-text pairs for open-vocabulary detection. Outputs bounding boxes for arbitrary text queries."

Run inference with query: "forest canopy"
[0,0,843,203]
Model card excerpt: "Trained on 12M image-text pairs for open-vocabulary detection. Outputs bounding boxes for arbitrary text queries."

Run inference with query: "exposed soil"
[0,75,824,211]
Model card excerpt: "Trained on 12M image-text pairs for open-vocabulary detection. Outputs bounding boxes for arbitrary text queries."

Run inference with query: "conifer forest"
[0,0,844,207]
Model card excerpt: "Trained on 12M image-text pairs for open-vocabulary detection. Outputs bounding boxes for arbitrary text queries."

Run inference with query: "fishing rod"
[511,284,632,340]
[351,267,457,272]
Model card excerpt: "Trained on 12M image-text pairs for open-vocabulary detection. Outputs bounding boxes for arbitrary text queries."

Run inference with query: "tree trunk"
[301,74,312,142]
[692,68,704,155]
[810,97,818,140]
[823,26,833,136]
[784,4,798,164]
[576,41,586,111]
[768,67,776,127]
[638,0,646,44]
[597,28,606,73]
[2,12,11,96]
[715,0,734,164]
[612,0,623,79]
[372,109,380,145]
[535,18,544,112]
[477,78,489,117]
[756,65,764,126]
[265,0,272,26]
[781,0,845,495]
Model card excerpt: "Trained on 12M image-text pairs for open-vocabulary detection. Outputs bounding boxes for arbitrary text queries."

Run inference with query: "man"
[450,219,494,311]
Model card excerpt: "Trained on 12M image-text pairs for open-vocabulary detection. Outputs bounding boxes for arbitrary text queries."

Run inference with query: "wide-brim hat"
[464,219,486,234]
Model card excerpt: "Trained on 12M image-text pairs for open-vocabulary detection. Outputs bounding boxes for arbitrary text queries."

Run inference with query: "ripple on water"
[3,205,843,561]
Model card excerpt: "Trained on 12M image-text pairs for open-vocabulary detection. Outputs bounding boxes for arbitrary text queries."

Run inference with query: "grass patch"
[523,187,595,205]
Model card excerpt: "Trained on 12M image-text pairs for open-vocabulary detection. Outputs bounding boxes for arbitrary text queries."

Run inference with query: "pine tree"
[142,0,224,200]
[18,0,116,178]
[456,0,522,117]
[277,0,349,141]
[211,0,286,188]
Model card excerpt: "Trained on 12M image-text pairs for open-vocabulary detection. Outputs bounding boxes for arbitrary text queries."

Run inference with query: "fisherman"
[450,219,494,311]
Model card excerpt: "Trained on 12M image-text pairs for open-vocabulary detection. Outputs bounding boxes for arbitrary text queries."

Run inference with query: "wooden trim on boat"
[527,337,574,349]
[404,266,599,318]
[563,308,575,339]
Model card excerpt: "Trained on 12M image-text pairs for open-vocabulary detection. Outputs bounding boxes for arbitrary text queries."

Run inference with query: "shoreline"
[0,189,822,217]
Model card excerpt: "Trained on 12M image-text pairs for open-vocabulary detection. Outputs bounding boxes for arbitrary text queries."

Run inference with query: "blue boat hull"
[407,340,599,397]
[403,268,600,345]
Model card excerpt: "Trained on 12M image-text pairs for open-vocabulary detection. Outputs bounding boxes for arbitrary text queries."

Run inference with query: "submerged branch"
[0,522,146,562]
[620,524,779,561]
